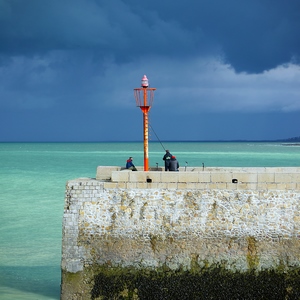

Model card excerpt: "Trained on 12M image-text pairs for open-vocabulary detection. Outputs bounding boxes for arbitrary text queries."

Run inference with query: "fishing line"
[149,120,190,171]
[149,123,166,151]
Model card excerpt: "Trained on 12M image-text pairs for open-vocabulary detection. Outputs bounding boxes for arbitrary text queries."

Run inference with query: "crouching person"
[169,156,179,171]
[126,157,137,171]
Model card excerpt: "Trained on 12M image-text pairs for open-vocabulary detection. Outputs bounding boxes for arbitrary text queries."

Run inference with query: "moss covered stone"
[87,266,300,300]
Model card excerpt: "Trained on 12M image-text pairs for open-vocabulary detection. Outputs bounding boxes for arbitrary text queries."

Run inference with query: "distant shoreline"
[0,140,300,143]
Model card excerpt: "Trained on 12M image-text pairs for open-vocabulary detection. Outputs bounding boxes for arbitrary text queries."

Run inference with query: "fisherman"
[163,149,172,171]
[169,155,179,171]
[126,157,137,171]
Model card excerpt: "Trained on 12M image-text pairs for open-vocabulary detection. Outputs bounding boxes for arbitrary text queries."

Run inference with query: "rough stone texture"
[61,167,300,299]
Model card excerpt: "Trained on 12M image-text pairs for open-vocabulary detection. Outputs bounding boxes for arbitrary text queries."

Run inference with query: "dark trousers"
[165,160,171,171]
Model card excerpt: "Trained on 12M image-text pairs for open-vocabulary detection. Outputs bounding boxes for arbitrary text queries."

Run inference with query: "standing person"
[169,155,179,171]
[126,157,137,171]
[163,150,172,171]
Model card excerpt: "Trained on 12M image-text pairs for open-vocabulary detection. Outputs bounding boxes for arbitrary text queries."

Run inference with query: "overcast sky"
[0,0,299,142]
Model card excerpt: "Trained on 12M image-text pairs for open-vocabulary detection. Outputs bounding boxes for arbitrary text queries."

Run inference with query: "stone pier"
[61,167,300,299]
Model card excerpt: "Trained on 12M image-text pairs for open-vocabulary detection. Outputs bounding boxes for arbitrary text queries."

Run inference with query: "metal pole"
[143,88,149,171]
[134,75,156,172]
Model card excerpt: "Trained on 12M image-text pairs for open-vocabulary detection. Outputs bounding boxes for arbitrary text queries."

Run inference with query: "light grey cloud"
[1,50,299,115]
[96,56,300,113]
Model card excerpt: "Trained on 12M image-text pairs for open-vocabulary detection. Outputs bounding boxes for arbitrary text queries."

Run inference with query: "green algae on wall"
[62,265,300,300]
[246,236,260,270]
[88,266,300,300]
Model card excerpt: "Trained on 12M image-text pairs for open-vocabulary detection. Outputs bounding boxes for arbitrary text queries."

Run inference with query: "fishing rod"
[149,124,166,151]
[150,123,192,171]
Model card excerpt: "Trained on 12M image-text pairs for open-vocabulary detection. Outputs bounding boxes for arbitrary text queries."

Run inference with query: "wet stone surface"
[63,266,300,300]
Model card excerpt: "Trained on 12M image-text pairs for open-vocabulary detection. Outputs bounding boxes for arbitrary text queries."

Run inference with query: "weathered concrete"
[61,167,300,299]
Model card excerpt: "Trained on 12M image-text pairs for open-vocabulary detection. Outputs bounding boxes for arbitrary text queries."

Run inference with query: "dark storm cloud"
[1,0,299,72]
[0,0,299,141]
[206,0,300,72]
[127,0,300,72]
[0,0,202,63]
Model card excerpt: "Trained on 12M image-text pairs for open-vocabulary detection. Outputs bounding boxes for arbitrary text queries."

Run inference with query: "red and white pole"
[134,75,156,171]
[143,87,149,170]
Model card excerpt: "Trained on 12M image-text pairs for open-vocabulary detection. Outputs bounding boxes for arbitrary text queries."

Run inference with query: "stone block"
[244,183,258,190]
[266,183,278,190]
[136,182,150,189]
[167,182,178,189]
[126,182,137,189]
[111,170,130,182]
[185,182,197,189]
[232,173,257,183]
[178,172,199,183]
[148,182,161,188]
[161,172,180,182]
[156,182,168,189]
[208,183,218,189]
[136,181,162,189]
[285,183,297,190]
[129,171,147,182]
[145,172,162,182]
[264,167,283,173]
[195,183,209,189]
[117,182,127,189]
[226,183,238,190]
[96,166,120,180]
[211,173,232,183]
[103,182,118,189]
[258,173,275,183]
[198,172,211,183]
[276,183,287,190]
[275,173,293,183]
[237,183,253,190]
[177,182,187,189]
[257,183,267,190]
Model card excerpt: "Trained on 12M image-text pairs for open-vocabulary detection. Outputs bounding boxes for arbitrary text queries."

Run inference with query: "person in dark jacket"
[169,155,179,171]
[163,150,172,171]
[126,157,137,171]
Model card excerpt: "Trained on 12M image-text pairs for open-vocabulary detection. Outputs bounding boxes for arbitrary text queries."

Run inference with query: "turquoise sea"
[0,141,300,300]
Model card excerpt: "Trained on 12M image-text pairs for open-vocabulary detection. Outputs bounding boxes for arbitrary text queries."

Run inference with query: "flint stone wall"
[61,167,300,299]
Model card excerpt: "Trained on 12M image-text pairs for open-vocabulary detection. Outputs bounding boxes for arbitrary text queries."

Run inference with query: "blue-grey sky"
[0,0,299,141]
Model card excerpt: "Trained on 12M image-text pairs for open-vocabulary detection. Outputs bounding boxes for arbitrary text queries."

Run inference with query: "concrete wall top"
[96,166,300,181]
[95,166,300,190]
